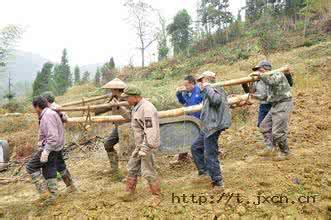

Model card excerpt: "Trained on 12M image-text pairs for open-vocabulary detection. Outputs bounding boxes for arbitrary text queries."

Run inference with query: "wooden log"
[212,65,290,87]
[61,94,111,107]
[58,101,129,112]
[67,94,251,124]
[176,66,290,90]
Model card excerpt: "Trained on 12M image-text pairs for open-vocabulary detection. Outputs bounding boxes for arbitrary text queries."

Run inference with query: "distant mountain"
[3,50,50,83]
[0,51,49,101]
[0,51,104,101]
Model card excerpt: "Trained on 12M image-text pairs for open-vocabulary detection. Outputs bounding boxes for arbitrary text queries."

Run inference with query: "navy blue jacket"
[176,85,203,118]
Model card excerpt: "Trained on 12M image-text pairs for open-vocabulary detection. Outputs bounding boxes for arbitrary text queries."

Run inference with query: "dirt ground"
[0,79,330,219]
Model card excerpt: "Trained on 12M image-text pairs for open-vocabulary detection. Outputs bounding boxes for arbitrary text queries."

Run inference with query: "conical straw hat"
[102,78,127,89]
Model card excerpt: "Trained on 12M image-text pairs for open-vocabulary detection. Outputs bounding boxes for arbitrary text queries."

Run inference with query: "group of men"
[26,60,293,206]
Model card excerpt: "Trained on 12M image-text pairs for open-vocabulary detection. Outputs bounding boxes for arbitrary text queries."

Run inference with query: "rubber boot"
[148,178,161,207]
[42,178,58,206]
[60,169,77,193]
[120,176,137,202]
[31,171,47,193]
[274,140,290,161]
[107,152,123,181]
[261,132,273,154]
[31,171,49,202]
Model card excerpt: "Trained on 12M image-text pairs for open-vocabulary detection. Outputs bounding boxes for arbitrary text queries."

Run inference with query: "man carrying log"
[249,61,273,154]
[172,75,203,165]
[251,61,273,128]
[41,91,68,122]
[101,78,130,180]
[191,71,231,190]
[26,96,74,205]
[119,85,161,206]
[41,91,76,192]
[250,63,293,160]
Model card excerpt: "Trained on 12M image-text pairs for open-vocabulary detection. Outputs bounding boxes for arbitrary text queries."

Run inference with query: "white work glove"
[131,145,150,158]
[138,148,148,157]
[40,150,50,163]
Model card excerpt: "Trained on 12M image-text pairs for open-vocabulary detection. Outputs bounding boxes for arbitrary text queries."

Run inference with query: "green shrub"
[1,100,27,113]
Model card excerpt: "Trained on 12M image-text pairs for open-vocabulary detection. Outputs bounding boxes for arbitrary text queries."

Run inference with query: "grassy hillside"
[1,39,330,159]
[0,38,330,218]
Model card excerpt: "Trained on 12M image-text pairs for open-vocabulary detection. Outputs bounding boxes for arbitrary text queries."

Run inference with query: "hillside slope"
[0,41,330,219]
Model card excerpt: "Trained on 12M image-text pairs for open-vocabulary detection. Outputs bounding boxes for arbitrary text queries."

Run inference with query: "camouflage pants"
[260,99,293,153]
[127,153,157,183]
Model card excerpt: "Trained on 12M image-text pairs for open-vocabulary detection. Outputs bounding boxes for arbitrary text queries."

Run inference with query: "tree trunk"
[303,15,309,38]
[141,48,145,68]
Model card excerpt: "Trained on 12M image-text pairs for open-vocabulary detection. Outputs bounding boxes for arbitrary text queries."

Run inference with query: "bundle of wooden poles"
[59,66,290,124]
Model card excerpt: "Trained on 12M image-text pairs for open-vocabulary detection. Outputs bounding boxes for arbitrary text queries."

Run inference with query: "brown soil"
[0,80,330,219]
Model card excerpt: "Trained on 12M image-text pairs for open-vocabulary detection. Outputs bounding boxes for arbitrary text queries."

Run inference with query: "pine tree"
[54,49,72,95]
[81,71,90,83]
[245,0,267,23]
[74,65,81,85]
[32,62,53,96]
[198,0,232,32]
[95,67,101,87]
[101,57,116,84]
[167,9,193,56]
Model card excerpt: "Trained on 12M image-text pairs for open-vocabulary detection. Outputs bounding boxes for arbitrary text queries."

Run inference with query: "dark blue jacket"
[176,85,203,118]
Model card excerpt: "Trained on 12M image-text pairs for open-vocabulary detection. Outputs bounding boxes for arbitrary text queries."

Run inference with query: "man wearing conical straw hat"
[102,78,130,181]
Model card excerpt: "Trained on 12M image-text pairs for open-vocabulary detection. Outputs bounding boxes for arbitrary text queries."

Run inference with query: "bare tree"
[0,25,22,68]
[124,0,157,68]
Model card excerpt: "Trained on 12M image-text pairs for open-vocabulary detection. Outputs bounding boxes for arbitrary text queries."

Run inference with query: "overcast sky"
[0,0,245,67]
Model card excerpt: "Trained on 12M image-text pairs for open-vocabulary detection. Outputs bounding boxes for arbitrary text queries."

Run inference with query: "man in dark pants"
[26,96,73,204]
[191,71,231,190]
[101,78,130,180]
[41,91,76,192]
[172,75,203,164]
[250,61,273,128]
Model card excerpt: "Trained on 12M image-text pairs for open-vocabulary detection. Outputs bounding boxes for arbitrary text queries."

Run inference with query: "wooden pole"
[212,65,290,87]
[61,94,111,107]
[176,66,290,90]
[58,101,129,112]
[66,94,251,124]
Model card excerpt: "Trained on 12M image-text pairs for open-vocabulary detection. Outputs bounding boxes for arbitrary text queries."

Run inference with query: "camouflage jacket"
[252,80,270,104]
[260,71,292,103]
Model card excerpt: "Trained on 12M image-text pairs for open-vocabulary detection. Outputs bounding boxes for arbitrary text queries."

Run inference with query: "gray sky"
[0,0,245,67]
